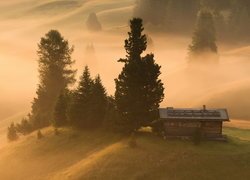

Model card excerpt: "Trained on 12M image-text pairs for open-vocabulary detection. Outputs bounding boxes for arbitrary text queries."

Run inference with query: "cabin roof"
[159,106,229,121]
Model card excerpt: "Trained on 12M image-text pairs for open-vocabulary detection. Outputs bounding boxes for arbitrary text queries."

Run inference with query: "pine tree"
[53,91,68,127]
[115,18,164,133]
[30,30,76,129]
[7,123,18,141]
[69,66,94,128]
[37,129,43,139]
[103,96,121,131]
[16,118,32,135]
[89,75,107,127]
[188,9,218,62]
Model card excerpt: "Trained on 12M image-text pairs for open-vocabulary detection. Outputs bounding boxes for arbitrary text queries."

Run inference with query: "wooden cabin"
[159,105,229,140]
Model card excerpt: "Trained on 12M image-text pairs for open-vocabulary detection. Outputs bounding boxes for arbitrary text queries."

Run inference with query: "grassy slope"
[0,127,249,180]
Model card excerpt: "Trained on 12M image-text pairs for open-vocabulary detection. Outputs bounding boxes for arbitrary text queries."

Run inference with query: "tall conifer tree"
[69,66,94,128]
[189,9,217,54]
[90,75,107,127]
[115,18,164,133]
[30,30,75,129]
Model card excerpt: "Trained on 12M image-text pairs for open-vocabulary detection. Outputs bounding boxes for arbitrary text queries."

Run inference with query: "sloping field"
[0,127,249,180]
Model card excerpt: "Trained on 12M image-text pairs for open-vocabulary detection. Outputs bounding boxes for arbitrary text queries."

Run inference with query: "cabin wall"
[201,121,222,137]
[164,120,223,137]
[164,121,200,136]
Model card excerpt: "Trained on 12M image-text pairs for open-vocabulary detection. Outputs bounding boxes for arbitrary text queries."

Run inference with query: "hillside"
[0,127,249,180]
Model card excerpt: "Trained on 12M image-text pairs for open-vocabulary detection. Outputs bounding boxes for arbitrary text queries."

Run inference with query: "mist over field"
[1,1,250,180]
[1,0,250,122]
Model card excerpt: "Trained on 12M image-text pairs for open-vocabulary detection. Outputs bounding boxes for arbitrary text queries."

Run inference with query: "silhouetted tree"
[37,129,43,139]
[86,12,102,32]
[188,9,218,60]
[89,75,107,127]
[16,118,32,135]
[7,123,18,141]
[69,66,94,128]
[103,96,121,131]
[30,30,76,129]
[53,91,69,127]
[69,67,107,128]
[115,18,164,133]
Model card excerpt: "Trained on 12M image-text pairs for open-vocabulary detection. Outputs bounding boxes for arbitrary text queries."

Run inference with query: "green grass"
[0,127,249,180]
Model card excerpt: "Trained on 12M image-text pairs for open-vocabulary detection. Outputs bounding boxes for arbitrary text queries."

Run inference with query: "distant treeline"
[134,0,250,42]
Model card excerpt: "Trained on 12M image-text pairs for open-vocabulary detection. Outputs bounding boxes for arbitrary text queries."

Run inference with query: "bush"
[151,119,166,137]
[37,130,43,139]
[7,123,18,141]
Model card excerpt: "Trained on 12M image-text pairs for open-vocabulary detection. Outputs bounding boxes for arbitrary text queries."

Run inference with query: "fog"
[1,0,250,123]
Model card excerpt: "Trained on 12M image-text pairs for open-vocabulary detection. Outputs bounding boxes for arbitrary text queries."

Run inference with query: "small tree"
[89,75,107,127]
[37,130,43,139]
[69,66,94,128]
[7,123,18,141]
[16,118,32,135]
[30,30,76,129]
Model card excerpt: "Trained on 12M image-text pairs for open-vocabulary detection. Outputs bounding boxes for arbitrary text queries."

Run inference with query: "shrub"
[7,123,18,141]
[37,130,43,139]
[151,119,166,138]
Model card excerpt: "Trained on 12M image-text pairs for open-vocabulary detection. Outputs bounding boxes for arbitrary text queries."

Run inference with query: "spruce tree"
[90,75,107,127]
[115,18,164,133]
[30,30,76,129]
[69,66,94,128]
[188,9,218,62]
[16,118,32,135]
[53,91,68,127]
[103,96,121,131]
[7,123,18,141]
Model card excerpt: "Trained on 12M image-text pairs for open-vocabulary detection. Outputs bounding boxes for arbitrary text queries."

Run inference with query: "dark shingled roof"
[159,106,229,121]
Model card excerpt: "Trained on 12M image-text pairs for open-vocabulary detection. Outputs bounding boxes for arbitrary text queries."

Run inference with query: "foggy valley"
[0,0,250,180]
